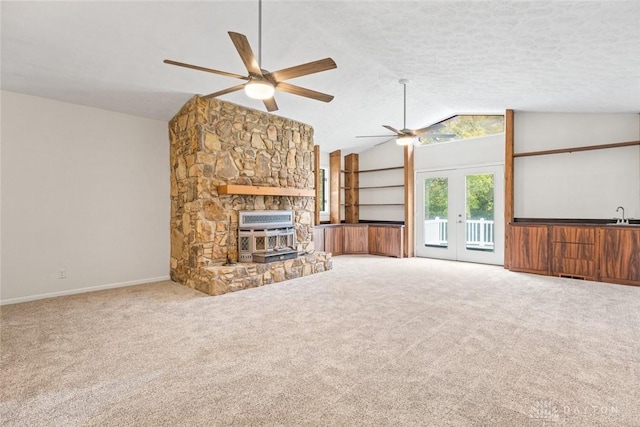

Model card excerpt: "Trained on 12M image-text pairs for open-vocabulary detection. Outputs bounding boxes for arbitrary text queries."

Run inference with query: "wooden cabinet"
[509,223,640,287]
[313,224,403,258]
[313,227,325,252]
[343,225,369,254]
[509,225,549,274]
[369,225,404,258]
[323,226,343,256]
[550,226,598,280]
[600,228,640,285]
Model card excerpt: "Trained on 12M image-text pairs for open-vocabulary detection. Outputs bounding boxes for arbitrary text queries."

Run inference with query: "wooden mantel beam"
[217,184,314,197]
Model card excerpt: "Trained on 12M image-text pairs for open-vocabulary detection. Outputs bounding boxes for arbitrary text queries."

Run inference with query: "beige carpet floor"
[1,255,639,426]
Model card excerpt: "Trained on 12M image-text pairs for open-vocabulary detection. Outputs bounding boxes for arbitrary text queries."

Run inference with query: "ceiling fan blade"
[409,126,433,135]
[270,58,337,82]
[228,32,262,77]
[201,84,246,99]
[276,82,334,103]
[355,134,395,138]
[163,59,248,80]
[382,125,402,135]
[263,97,278,112]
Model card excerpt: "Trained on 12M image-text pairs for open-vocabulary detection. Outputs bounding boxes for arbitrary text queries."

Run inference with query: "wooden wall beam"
[314,145,321,225]
[404,144,415,257]
[344,153,359,223]
[329,150,341,224]
[504,109,515,269]
[514,140,639,158]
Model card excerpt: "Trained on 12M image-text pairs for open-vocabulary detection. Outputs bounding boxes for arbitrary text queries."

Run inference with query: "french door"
[415,165,504,265]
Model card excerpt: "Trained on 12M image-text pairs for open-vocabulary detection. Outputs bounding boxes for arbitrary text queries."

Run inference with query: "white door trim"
[415,164,504,265]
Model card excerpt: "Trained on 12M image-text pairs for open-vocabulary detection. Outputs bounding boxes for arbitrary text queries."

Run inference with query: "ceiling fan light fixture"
[244,79,275,100]
[396,135,414,146]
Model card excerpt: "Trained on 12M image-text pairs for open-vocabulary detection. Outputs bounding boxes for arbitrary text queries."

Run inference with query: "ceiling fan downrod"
[244,0,274,100]
[257,0,262,69]
[396,79,414,146]
[400,78,409,130]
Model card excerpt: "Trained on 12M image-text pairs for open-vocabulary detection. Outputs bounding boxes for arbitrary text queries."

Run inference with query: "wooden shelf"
[514,140,639,158]
[342,185,403,190]
[358,203,404,206]
[359,166,404,173]
[344,166,404,173]
[359,185,404,189]
[217,184,314,197]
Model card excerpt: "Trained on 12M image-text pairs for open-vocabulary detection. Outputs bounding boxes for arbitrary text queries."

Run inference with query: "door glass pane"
[465,173,495,252]
[423,177,448,247]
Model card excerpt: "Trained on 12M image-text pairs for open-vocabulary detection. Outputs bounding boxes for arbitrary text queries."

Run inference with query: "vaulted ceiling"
[2,1,639,153]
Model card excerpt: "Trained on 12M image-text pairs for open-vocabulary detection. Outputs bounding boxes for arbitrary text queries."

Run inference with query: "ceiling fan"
[164,0,337,112]
[357,79,451,146]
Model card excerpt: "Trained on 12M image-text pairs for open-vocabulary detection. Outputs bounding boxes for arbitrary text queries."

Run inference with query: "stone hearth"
[187,253,331,296]
[169,96,330,296]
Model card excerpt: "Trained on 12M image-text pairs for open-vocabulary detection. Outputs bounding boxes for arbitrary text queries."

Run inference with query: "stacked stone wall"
[169,96,328,295]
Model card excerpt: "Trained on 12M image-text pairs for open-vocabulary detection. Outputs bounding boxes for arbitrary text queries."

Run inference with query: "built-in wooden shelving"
[217,184,314,197]
[343,157,406,224]
[329,152,413,256]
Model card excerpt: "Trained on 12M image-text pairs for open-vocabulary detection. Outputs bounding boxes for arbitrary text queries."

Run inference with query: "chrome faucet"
[616,206,628,224]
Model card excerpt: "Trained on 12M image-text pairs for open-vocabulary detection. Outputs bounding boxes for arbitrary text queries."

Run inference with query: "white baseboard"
[0,276,171,306]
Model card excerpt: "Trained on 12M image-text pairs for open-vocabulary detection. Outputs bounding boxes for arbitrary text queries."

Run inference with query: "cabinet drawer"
[552,226,595,244]
[551,242,595,260]
[552,257,597,279]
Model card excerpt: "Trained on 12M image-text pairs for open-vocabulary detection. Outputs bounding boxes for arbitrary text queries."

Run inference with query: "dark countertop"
[316,222,404,228]
[512,218,640,227]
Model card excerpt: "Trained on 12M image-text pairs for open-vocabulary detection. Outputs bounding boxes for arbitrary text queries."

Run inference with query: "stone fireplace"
[169,96,330,296]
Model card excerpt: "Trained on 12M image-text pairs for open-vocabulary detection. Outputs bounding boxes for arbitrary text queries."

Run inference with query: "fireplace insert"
[238,210,298,263]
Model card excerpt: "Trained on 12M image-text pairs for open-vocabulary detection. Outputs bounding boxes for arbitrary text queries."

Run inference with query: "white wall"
[354,134,505,223]
[415,133,505,171]
[1,91,170,304]
[514,113,640,219]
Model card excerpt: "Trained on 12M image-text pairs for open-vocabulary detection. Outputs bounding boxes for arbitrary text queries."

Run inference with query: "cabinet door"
[509,225,549,274]
[369,226,403,258]
[343,225,368,254]
[324,227,343,256]
[600,228,640,285]
[313,227,325,252]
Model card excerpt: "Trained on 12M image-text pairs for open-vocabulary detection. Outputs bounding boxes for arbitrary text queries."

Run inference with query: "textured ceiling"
[2,1,639,153]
